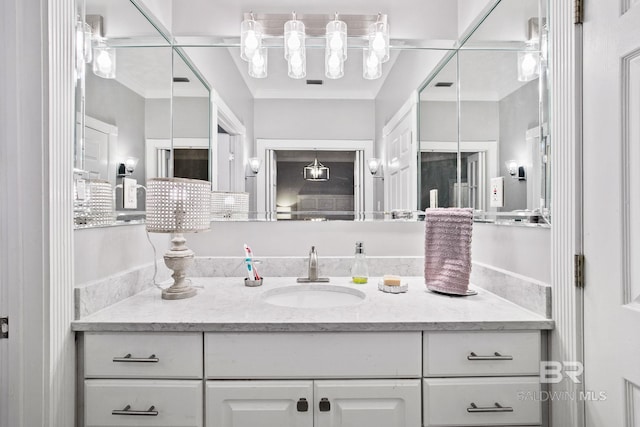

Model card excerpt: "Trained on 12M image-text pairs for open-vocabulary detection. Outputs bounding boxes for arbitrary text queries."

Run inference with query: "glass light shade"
[325,19,347,60]
[248,47,268,78]
[363,47,382,80]
[325,51,344,79]
[240,19,263,62]
[248,157,262,173]
[517,50,540,82]
[288,50,306,79]
[92,42,116,79]
[124,157,139,173]
[368,158,382,175]
[284,18,305,60]
[368,21,389,63]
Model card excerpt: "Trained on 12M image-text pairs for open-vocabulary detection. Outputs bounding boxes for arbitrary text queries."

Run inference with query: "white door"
[314,380,421,427]
[206,380,313,427]
[583,2,640,426]
[384,106,417,212]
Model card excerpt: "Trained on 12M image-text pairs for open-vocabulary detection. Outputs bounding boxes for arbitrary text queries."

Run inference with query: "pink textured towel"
[424,208,473,295]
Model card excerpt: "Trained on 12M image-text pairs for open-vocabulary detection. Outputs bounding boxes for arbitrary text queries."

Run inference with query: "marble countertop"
[71,277,554,332]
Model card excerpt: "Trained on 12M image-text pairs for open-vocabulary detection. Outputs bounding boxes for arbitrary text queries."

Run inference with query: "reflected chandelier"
[239,12,389,80]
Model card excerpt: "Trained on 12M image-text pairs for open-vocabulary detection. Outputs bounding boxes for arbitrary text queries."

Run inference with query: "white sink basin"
[262,284,366,308]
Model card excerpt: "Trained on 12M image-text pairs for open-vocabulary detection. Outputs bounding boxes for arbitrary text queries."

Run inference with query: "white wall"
[254,99,375,140]
[74,226,170,285]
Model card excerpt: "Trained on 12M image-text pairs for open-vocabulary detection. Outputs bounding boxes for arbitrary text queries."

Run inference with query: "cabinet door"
[206,380,313,427]
[314,379,421,427]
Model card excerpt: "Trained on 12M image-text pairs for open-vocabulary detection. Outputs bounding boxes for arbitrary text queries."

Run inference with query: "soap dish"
[378,281,408,294]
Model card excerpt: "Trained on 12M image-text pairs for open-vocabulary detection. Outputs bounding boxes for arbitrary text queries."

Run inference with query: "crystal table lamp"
[146,178,211,300]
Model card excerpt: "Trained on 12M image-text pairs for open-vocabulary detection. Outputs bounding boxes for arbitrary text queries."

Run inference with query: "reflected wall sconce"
[245,157,262,178]
[240,12,388,80]
[146,178,211,300]
[517,17,543,82]
[506,160,526,181]
[368,158,384,179]
[76,15,116,79]
[117,157,139,177]
[303,155,330,181]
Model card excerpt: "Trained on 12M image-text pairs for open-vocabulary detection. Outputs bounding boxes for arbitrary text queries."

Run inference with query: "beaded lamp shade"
[146,177,211,233]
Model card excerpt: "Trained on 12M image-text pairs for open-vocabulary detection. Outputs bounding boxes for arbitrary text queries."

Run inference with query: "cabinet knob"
[296,398,309,412]
[319,397,331,412]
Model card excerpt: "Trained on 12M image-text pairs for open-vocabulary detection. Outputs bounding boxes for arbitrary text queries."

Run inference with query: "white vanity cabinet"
[204,332,422,427]
[422,330,543,427]
[78,329,547,427]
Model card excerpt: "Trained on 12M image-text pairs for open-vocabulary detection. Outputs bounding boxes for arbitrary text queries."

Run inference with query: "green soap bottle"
[351,241,369,284]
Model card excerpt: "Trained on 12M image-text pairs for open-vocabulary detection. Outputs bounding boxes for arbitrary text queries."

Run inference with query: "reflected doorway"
[275,150,355,220]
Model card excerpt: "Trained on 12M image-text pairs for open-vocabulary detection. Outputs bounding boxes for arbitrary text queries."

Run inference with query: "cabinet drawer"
[205,332,421,379]
[84,332,202,378]
[423,377,541,426]
[423,331,540,377]
[85,379,203,427]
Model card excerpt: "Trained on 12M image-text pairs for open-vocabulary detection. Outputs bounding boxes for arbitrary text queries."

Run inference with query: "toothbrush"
[243,244,254,280]
[244,244,260,280]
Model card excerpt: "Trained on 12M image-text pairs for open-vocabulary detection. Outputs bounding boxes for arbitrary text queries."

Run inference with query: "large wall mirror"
[73,0,550,227]
[419,0,550,224]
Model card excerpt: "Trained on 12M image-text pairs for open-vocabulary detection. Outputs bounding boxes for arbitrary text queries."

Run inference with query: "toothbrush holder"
[244,277,263,287]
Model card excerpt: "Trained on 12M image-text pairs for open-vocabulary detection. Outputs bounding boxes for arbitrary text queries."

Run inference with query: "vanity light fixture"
[363,46,382,80]
[240,12,263,62]
[368,13,390,63]
[325,13,347,79]
[303,154,330,181]
[248,46,268,78]
[241,12,387,80]
[368,158,384,179]
[146,178,211,300]
[285,12,307,79]
[93,40,116,79]
[117,157,139,177]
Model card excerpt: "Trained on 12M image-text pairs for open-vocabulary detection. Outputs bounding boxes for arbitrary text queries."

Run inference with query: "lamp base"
[162,285,197,300]
[162,234,197,300]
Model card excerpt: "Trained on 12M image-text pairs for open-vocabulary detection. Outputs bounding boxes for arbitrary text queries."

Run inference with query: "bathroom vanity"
[72,277,553,427]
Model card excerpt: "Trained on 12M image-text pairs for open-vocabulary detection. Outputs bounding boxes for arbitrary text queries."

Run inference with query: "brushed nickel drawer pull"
[112,353,159,363]
[112,404,159,416]
[467,402,514,413]
[467,351,513,361]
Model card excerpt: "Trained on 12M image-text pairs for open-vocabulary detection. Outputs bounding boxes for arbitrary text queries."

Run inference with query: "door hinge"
[575,0,583,24]
[0,317,8,339]
[575,254,585,288]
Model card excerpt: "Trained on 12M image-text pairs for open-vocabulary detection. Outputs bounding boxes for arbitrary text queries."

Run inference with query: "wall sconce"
[506,160,526,181]
[368,158,384,179]
[245,157,262,178]
[117,157,139,177]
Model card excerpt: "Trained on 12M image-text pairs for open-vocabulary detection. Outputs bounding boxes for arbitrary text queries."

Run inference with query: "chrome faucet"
[297,246,330,283]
